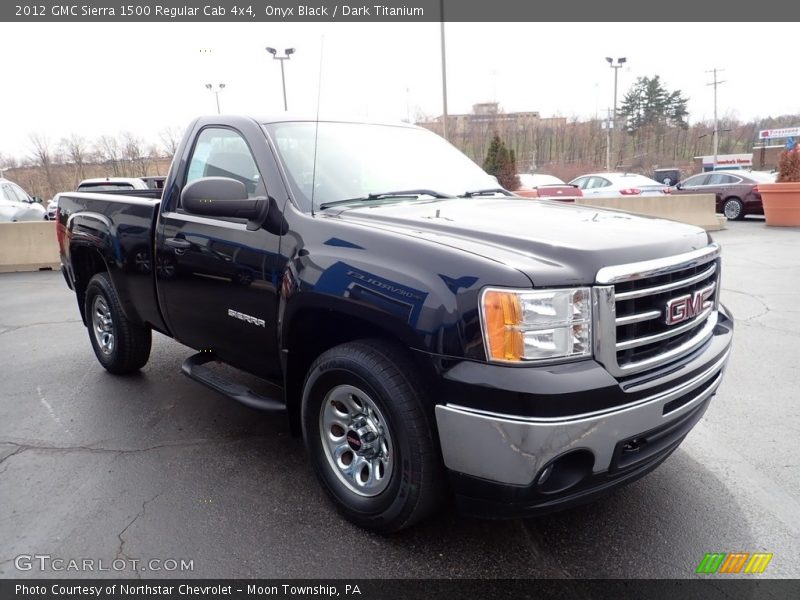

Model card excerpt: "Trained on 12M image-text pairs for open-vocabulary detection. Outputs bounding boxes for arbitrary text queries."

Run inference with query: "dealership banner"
[3,0,800,21]
[3,579,800,600]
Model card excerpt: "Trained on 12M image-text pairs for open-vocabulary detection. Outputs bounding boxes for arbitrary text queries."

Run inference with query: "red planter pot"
[759,182,800,227]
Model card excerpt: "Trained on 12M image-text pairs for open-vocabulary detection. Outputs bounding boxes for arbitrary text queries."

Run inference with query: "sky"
[1,21,798,160]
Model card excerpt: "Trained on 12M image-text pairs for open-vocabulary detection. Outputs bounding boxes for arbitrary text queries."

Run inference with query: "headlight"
[480,287,592,363]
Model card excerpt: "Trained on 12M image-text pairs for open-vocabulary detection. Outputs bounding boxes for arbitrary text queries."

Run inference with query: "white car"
[77,177,149,192]
[569,172,670,197]
[0,178,46,222]
[46,195,61,220]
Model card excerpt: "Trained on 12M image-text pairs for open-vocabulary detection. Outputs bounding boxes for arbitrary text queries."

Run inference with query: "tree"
[29,133,60,197]
[96,135,123,176]
[60,134,89,187]
[482,133,520,190]
[619,75,689,133]
[159,126,182,158]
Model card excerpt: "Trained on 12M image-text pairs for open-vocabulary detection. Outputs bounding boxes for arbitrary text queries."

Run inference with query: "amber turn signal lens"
[482,290,523,361]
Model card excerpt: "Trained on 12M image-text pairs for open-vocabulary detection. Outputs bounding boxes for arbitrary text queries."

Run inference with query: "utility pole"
[706,68,726,168]
[604,108,613,172]
[605,57,626,170]
[439,0,449,141]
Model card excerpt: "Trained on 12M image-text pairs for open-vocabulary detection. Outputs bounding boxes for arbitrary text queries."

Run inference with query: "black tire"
[84,272,151,374]
[722,198,745,221]
[301,339,444,532]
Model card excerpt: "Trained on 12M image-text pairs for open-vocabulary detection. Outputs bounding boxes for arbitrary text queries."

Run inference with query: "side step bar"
[181,352,286,412]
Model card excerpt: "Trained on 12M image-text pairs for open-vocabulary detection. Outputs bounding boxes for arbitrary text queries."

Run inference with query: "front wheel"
[84,272,151,374]
[301,339,444,532]
[723,198,744,221]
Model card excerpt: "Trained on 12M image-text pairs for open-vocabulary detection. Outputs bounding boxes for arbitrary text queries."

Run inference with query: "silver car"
[46,195,60,221]
[0,178,46,222]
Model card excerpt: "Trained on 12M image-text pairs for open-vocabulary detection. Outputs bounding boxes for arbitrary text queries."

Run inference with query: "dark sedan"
[672,170,776,220]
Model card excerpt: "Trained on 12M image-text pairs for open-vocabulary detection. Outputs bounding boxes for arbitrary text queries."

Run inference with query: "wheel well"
[71,246,108,323]
[282,309,432,435]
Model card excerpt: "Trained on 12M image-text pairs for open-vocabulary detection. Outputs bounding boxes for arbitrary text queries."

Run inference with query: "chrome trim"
[615,263,717,301]
[615,310,661,326]
[596,243,720,285]
[593,244,722,377]
[616,305,714,351]
[435,348,728,486]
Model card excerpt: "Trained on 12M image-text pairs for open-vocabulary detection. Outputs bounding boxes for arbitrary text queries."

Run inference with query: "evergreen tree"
[619,75,689,133]
[483,133,520,190]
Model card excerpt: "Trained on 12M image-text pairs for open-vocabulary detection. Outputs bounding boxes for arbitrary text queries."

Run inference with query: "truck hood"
[329,198,711,286]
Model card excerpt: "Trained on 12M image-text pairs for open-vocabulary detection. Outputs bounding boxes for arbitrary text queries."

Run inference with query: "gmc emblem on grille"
[665,283,715,326]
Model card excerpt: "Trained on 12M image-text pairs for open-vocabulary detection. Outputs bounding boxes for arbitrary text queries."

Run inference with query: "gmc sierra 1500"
[57,115,733,532]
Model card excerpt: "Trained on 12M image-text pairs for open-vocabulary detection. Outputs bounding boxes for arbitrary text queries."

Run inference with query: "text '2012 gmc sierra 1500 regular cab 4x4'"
[57,115,733,532]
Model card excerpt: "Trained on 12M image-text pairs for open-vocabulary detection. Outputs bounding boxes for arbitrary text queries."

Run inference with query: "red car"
[672,170,776,220]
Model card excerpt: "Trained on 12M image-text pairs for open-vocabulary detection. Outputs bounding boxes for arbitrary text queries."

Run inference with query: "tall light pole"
[605,56,626,171]
[706,68,726,169]
[439,0,449,141]
[205,83,226,114]
[266,47,295,111]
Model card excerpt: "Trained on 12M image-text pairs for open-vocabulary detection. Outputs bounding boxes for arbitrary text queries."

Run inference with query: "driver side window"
[185,128,265,199]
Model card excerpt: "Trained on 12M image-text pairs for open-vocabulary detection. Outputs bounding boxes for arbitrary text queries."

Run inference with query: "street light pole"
[266,47,295,111]
[205,83,226,114]
[706,68,726,168]
[605,57,627,171]
[439,0,449,141]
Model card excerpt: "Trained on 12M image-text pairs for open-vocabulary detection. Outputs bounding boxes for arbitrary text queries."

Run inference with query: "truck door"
[156,121,284,379]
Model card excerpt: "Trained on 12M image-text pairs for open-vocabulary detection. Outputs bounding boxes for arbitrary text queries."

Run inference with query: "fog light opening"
[536,449,595,494]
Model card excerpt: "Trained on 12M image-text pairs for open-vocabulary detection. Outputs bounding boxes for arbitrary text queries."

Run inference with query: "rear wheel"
[301,339,444,532]
[723,198,744,220]
[84,272,151,374]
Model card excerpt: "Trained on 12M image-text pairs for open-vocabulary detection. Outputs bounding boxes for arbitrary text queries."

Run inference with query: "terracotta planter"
[759,182,800,226]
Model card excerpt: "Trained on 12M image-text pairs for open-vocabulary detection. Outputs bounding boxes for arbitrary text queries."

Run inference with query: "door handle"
[165,237,191,250]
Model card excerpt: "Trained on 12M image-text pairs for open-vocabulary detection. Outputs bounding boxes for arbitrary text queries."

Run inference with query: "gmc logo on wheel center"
[665,283,716,326]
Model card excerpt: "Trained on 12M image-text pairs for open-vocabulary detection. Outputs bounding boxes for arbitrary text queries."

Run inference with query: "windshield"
[265,121,498,211]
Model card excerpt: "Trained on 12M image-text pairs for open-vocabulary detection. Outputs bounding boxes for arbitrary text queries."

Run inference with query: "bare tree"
[29,133,60,197]
[60,134,89,187]
[158,126,182,158]
[121,131,151,177]
[96,135,122,176]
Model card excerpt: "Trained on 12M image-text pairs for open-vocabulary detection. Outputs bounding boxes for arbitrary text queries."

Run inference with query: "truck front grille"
[593,244,721,377]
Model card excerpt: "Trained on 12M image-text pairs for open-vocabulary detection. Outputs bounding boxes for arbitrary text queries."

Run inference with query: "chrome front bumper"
[435,346,731,487]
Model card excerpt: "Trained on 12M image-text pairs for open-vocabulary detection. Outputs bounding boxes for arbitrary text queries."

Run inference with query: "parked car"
[46,195,61,221]
[671,170,777,220]
[0,178,46,222]
[569,172,670,197]
[57,115,732,532]
[514,173,582,199]
[653,168,683,186]
[77,177,150,192]
[139,176,167,190]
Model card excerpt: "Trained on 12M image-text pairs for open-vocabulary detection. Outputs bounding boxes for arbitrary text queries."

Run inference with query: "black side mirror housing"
[181,177,262,219]
[180,176,287,234]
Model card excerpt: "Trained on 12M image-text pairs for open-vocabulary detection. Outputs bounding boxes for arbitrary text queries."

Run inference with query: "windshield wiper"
[460,188,513,198]
[319,189,454,210]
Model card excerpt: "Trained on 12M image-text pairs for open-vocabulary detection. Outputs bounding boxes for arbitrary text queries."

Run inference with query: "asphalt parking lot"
[1,218,798,579]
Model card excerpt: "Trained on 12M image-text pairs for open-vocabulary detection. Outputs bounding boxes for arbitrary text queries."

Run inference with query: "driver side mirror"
[181,176,287,234]
[675,183,683,190]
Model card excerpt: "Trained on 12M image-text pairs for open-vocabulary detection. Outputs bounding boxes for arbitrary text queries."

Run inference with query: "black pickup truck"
[57,115,733,532]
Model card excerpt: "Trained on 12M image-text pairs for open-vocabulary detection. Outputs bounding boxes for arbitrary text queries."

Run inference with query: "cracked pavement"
[1,219,798,579]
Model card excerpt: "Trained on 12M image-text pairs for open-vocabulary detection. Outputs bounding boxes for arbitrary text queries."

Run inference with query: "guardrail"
[573,193,726,231]
[0,221,60,273]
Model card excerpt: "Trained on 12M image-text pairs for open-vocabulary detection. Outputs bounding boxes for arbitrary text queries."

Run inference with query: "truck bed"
[57,191,168,334]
